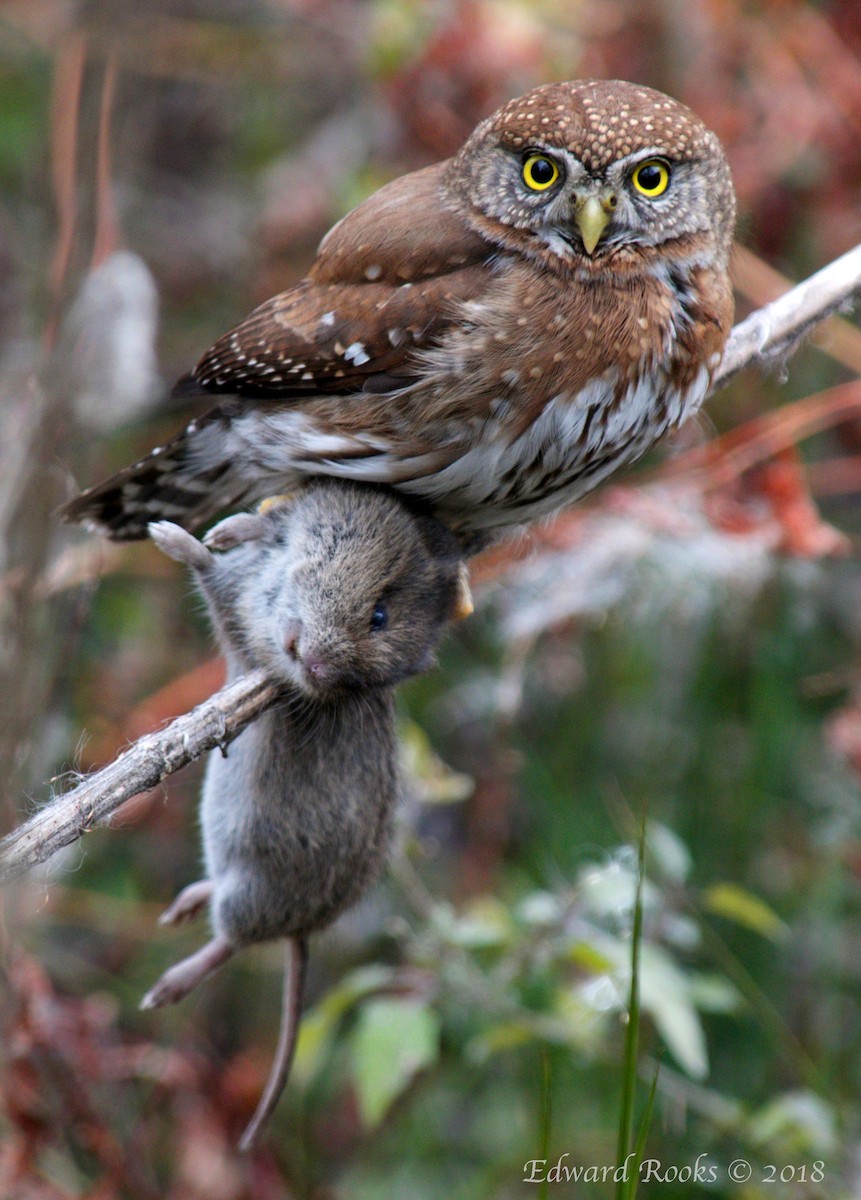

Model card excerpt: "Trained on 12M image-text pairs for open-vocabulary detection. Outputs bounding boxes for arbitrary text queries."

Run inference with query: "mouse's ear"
[413,511,466,564]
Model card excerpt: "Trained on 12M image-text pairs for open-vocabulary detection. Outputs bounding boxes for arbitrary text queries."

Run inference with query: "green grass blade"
[538,1049,552,1200]
[622,1063,660,1200]
[615,820,647,1200]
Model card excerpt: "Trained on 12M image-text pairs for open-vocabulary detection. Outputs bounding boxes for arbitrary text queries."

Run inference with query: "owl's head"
[444,79,735,276]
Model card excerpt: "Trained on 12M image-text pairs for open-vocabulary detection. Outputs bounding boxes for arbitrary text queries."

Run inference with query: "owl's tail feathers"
[62,423,251,541]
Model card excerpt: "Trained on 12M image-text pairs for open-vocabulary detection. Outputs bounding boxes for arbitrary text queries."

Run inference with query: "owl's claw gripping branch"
[7,73,861,890]
[60,81,861,551]
[2,240,861,889]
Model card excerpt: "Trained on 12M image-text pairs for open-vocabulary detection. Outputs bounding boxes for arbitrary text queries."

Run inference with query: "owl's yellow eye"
[631,159,671,197]
[522,154,560,192]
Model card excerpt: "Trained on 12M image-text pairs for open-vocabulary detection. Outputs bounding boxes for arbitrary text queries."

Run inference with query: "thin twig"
[0,670,279,885]
[2,241,861,885]
[716,241,861,385]
[731,245,861,377]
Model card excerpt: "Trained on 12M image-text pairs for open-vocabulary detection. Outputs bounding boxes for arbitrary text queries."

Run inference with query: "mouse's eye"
[370,602,388,632]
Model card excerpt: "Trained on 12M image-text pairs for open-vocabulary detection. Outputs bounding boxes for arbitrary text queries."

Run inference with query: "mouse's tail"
[238,935,309,1152]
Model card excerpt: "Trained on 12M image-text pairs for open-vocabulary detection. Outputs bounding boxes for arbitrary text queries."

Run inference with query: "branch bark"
[0,670,280,884]
[2,241,861,886]
[715,241,861,385]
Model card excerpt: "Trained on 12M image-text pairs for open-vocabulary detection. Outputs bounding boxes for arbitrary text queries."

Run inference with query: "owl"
[65,79,735,546]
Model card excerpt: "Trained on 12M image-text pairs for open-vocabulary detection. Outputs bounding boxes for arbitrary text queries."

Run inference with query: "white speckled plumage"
[65,79,735,544]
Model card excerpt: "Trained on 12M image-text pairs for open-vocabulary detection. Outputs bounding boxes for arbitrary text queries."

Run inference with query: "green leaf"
[292,964,395,1083]
[351,998,440,1127]
[516,890,564,927]
[399,717,475,804]
[747,1090,838,1156]
[293,1005,338,1086]
[566,940,615,975]
[448,896,513,948]
[646,821,692,883]
[689,973,743,1014]
[638,946,708,1079]
[703,883,788,942]
[465,1020,536,1063]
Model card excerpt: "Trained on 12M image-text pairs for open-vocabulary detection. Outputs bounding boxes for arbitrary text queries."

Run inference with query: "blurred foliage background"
[2,0,861,1196]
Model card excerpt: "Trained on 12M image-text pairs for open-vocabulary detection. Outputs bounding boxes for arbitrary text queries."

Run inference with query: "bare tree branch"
[716,241,861,385]
[0,670,279,885]
[2,241,861,887]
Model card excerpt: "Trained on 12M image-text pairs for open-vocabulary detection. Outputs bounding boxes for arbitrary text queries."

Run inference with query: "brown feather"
[194,163,495,399]
[194,268,495,398]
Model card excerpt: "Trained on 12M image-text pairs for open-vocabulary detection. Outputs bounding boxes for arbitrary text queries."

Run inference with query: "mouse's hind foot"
[158,879,214,927]
[140,935,233,1009]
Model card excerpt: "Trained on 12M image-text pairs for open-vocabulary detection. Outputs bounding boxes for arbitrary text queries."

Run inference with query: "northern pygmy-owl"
[65,79,735,545]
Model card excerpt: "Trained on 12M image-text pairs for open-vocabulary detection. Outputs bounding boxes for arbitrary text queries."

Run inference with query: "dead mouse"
[140,481,469,1150]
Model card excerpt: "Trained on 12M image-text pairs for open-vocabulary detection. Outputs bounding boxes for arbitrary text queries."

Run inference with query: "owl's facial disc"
[543,153,682,260]
[514,148,621,256]
[510,148,629,258]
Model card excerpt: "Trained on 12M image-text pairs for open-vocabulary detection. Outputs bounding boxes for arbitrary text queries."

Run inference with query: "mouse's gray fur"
[139,481,465,1149]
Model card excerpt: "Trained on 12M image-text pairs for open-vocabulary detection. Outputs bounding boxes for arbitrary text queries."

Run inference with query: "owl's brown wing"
[63,162,498,538]
[192,162,493,399]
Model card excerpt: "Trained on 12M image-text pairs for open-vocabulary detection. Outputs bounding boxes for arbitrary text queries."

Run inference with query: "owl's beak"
[573,194,614,256]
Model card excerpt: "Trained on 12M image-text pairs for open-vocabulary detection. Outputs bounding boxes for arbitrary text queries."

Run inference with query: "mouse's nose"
[283,619,303,659]
[303,653,330,684]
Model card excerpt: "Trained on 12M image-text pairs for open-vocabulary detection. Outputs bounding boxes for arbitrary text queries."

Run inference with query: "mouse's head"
[237,483,465,696]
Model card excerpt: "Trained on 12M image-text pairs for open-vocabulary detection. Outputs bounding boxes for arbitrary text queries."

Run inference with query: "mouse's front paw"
[203,513,269,551]
[149,521,213,571]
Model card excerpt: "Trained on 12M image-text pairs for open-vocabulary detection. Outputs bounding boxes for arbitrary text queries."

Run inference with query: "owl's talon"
[257,493,297,515]
[453,563,474,621]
